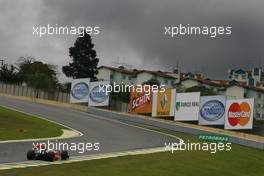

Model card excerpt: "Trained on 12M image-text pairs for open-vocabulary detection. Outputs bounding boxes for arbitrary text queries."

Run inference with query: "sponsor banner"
[174,92,200,121]
[198,96,226,125]
[197,134,229,143]
[224,99,254,130]
[130,89,152,114]
[70,78,90,103]
[88,81,110,107]
[152,89,176,117]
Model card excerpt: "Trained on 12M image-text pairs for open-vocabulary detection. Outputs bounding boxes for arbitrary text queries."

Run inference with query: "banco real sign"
[174,92,200,121]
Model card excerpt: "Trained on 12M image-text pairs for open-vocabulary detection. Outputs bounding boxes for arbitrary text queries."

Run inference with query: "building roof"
[98,66,135,75]
[180,72,204,79]
[98,65,176,79]
[181,78,226,87]
[227,82,264,93]
[181,77,264,93]
[137,70,176,79]
[234,69,246,74]
[230,68,264,77]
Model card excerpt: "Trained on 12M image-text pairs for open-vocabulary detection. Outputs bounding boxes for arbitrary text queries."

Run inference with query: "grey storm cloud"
[1,0,264,80]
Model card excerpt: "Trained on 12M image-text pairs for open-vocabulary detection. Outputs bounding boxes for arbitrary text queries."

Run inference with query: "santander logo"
[227,102,251,126]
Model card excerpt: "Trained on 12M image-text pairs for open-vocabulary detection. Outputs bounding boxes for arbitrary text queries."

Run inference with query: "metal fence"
[0,83,130,111]
[0,83,70,103]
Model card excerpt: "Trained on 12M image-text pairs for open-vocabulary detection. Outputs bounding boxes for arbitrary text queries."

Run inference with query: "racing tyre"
[27,150,36,160]
[61,151,69,160]
[45,151,55,162]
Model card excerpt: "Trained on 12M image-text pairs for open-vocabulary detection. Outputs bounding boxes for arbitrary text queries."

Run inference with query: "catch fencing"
[0,82,129,111]
[0,83,70,103]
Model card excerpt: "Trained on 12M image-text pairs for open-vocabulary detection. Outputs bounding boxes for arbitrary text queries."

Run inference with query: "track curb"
[0,147,165,171]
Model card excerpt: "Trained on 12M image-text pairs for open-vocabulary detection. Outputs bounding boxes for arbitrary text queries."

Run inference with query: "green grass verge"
[0,106,66,141]
[1,122,263,176]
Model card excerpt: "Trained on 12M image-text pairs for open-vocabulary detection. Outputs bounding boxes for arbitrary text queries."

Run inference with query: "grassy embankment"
[0,106,65,141]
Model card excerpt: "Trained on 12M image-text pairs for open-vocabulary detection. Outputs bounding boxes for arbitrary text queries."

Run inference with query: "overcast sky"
[1,0,264,82]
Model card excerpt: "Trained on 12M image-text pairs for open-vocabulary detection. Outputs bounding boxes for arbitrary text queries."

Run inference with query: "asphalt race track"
[0,96,178,163]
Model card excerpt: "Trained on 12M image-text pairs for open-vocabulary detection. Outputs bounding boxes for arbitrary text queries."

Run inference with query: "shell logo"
[227,102,251,126]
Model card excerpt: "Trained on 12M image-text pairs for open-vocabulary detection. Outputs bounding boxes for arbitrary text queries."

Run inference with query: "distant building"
[228,67,264,87]
[181,72,205,80]
[97,65,264,119]
[135,70,176,88]
[97,65,180,88]
[97,66,136,85]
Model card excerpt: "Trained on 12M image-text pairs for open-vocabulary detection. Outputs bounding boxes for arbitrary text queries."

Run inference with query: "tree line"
[0,32,99,93]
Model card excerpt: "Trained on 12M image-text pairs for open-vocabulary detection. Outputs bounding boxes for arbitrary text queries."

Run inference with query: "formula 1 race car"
[27,144,69,162]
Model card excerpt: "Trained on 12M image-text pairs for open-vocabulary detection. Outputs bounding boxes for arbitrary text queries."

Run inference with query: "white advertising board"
[174,92,200,121]
[88,81,110,107]
[198,96,226,125]
[70,78,90,103]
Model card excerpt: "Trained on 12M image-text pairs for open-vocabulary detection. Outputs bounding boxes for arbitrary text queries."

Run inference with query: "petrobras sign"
[198,96,226,125]
[174,92,200,121]
[88,81,110,107]
[70,78,90,103]
[224,98,254,130]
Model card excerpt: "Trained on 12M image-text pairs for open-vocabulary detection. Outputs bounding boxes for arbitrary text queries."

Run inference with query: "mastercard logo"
[227,102,251,126]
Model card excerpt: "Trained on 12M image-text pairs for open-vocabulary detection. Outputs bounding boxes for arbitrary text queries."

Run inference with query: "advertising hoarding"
[130,89,152,114]
[70,78,90,103]
[88,81,110,107]
[174,92,200,121]
[198,95,226,125]
[224,98,254,130]
[152,88,176,117]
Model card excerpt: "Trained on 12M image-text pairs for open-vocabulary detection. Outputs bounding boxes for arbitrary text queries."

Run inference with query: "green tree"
[58,82,71,93]
[62,32,99,80]
[185,85,217,96]
[0,64,20,83]
[143,78,160,86]
[17,57,59,96]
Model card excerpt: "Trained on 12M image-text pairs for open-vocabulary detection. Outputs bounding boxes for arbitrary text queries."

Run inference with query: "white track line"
[0,147,165,170]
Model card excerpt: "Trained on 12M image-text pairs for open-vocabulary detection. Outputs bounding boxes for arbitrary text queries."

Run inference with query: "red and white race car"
[27,144,69,162]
